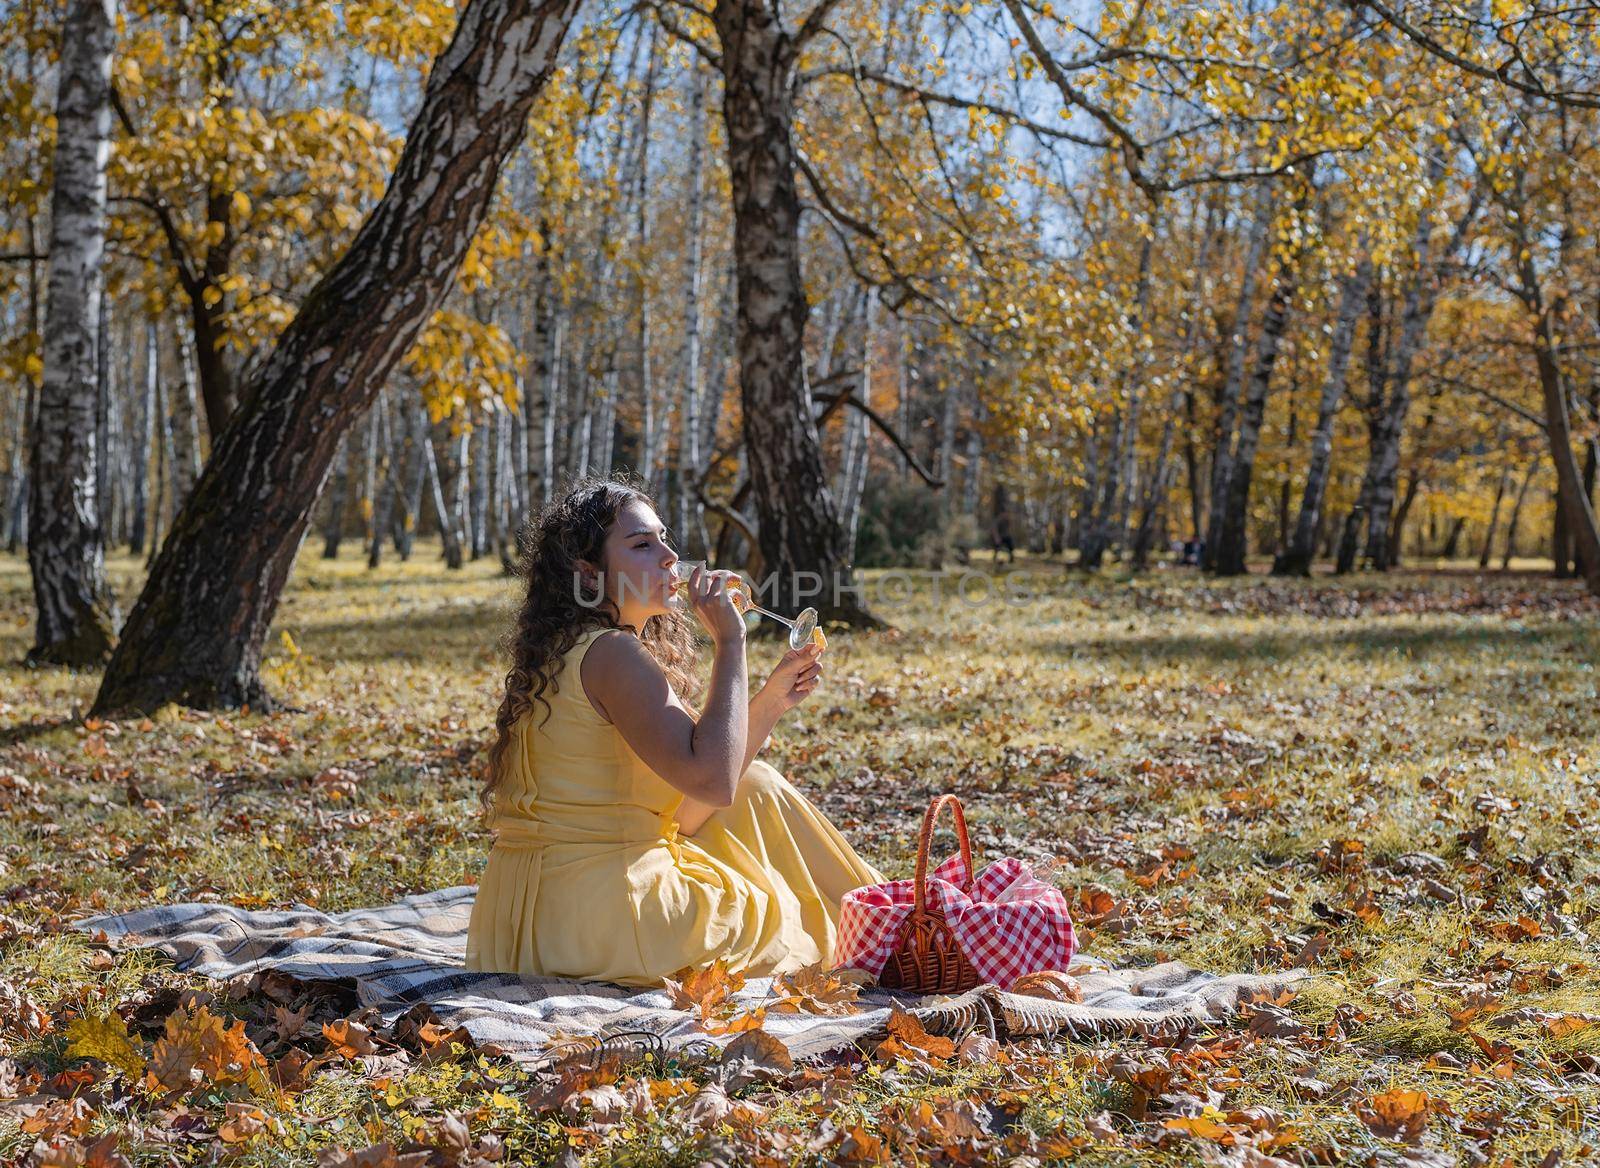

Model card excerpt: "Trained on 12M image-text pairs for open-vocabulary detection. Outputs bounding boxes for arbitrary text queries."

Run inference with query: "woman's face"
[591,499,678,627]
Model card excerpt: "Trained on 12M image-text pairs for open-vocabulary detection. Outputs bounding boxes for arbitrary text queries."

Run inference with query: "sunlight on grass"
[3,546,1599,1164]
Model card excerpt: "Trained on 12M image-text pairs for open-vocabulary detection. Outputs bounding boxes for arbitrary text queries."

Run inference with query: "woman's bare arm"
[582,630,748,808]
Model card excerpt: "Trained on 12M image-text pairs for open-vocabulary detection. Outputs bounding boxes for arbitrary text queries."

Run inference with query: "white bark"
[27,0,117,664]
[676,59,710,554]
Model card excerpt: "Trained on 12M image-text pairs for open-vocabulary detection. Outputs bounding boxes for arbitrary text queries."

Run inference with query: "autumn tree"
[27,0,118,666]
[91,0,584,713]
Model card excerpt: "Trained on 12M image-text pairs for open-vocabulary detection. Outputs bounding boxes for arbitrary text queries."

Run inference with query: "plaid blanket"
[77,886,1304,1063]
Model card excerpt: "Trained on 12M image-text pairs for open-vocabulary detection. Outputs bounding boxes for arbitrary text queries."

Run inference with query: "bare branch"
[793,0,848,47]
[812,389,945,486]
[798,64,1109,148]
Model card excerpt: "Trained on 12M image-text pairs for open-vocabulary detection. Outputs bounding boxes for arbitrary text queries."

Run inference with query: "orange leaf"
[1355,1089,1433,1143]
[701,1007,766,1036]
[663,959,745,1020]
[323,1018,376,1059]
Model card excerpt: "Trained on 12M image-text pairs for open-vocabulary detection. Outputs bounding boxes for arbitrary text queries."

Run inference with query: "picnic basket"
[877,794,982,994]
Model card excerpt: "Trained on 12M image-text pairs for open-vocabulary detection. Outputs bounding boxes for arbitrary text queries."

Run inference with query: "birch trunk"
[962,386,984,521]
[594,370,617,476]
[403,399,428,557]
[322,435,350,558]
[934,372,953,524]
[1202,185,1274,570]
[1274,253,1371,575]
[1133,197,1217,570]
[128,322,155,555]
[1362,250,1435,568]
[147,352,168,564]
[93,0,584,713]
[170,325,202,511]
[522,222,553,513]
[1212,243,1301,576]
[471,416,492,558]
[368,390,395,568]
[6,218,44,554]
[634,28,662,487]
[422,413,464,569]
[840,290,876,564]
[677,60,710,557]
[27,0,117,665]
[94,292,114,543]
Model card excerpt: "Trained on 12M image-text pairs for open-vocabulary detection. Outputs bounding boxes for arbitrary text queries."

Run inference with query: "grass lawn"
[3,545,1599,1165]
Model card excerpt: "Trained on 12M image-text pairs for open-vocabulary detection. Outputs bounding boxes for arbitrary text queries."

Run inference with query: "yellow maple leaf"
[65,1012,145,1079]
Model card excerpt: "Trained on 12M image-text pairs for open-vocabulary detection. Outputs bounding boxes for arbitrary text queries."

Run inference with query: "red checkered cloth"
[833,852,1076,991]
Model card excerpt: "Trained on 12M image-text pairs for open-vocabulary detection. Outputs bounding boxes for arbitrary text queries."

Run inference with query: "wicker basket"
[877,794,982,995]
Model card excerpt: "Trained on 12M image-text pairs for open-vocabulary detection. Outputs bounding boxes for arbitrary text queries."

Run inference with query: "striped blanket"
[78,886,1303,1062]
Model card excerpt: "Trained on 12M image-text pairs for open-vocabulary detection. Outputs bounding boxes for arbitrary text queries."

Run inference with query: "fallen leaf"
[1355,1088,1433,1143]
[323,1018,376,1059]
[64,1013,144,1079]
[875,1007,956,1065]
[769,962,863,1015]
[720,1028,794,1090]
[663,959,745,1021]
[218,1102,270,1143]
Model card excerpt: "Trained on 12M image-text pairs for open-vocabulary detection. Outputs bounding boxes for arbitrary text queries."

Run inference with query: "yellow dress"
[465,627,886,986]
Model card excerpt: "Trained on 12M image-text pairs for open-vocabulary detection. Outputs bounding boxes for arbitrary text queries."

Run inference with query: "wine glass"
[670,561,820,651]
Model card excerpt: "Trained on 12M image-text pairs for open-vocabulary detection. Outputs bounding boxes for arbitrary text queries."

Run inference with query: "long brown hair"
[482,474,701,809]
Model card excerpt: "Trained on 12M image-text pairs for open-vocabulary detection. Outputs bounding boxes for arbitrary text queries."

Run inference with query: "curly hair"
[482,474,702,811]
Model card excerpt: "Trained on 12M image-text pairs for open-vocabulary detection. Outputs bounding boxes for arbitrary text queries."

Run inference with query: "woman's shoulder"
[558,626,638,693]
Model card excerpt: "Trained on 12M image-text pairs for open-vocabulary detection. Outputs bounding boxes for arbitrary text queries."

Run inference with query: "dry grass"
[2,545,1599,1165]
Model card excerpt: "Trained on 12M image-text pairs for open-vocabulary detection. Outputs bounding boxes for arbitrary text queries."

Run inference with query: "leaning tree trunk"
[1274,253,1371,576]
[27,0,118,666]
[712,0,879,625]
[421,413,464,569]
[92,0,584,714]
[1501,460,1536,569]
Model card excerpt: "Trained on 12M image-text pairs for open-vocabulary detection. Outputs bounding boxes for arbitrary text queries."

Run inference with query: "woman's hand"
[756,641,824,715]
[684,565,746,647]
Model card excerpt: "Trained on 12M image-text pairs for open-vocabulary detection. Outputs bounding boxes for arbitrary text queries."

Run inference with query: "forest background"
[4,0,1600,1164]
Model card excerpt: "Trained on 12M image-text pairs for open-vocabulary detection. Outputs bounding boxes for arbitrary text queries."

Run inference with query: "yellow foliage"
[65,1012,145,1079]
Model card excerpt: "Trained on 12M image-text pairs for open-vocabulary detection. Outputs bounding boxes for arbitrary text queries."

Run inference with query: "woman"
[465,476,885,986]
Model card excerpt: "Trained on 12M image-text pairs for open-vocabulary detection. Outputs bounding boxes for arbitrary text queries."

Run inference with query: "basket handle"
[912,794,974,915]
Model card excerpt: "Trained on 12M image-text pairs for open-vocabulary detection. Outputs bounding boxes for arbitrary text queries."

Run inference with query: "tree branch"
[1352,0,1600,109]
[799,64,1109,149]
[649,0,722,70]
[793,0,848,48]
[812,389,944,486]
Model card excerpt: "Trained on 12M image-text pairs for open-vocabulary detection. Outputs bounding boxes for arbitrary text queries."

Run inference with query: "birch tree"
[27,0,117,666]
[92,0,585,713]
